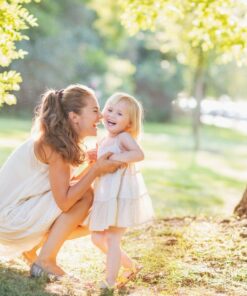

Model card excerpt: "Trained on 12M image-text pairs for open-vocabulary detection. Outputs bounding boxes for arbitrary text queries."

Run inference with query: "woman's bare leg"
[24,226,90,265]
[34,190,93,275]
[67,225,90,240]
[23,238,46,264]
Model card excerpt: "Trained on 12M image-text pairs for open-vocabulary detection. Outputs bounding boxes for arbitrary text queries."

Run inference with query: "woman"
[0,84,122,278]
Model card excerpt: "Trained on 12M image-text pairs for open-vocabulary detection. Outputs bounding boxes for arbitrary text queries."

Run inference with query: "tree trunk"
[234,187,247,217]
[192,53,204,151]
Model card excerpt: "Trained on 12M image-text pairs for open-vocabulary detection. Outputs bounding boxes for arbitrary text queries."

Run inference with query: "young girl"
[88,92,154,289]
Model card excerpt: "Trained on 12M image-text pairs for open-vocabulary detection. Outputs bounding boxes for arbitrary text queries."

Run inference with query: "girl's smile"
[103,100,130,136]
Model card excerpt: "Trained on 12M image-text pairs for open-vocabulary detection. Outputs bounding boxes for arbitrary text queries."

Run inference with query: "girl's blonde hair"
[103,92,143,139]
[33,84,95,166]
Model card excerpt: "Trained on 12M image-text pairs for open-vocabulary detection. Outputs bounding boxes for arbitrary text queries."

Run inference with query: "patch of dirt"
[1,216,247,296]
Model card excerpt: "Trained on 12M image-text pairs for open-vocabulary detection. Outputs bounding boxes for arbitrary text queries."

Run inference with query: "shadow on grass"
[0,262,55,296]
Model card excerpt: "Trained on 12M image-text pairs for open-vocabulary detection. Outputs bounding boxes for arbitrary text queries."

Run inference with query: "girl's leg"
[34,189,93,275]
[91,231,107,251]
[91,231,133,269]
[105,227,126,286]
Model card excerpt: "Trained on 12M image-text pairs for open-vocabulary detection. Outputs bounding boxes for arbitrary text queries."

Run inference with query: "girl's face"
[69,95,102,139]
[103,100,131,136]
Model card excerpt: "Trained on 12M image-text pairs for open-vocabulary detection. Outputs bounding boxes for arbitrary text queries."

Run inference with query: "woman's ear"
[68,111,79,125]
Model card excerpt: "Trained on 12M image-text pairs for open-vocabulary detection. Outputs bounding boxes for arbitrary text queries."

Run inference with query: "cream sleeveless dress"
[88,135,154,231]
[0,138,62,257]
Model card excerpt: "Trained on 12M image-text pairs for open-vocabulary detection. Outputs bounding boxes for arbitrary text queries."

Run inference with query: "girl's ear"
[125,122,132,133]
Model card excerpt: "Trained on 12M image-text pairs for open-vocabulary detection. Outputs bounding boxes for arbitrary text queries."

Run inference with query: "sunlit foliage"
[118,0,247,68]
[0,0,39,107]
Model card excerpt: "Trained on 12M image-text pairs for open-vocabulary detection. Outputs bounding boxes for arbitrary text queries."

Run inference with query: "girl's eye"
[108,108,112,112]
[118,113,122,116]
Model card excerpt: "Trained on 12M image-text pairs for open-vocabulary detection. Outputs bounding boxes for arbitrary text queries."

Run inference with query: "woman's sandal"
[117,265,143,288]
[30,263,63,281]
[30,263,81,283]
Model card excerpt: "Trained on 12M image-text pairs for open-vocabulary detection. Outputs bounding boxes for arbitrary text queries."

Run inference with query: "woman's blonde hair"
[33,84,95,166]
[103,92,143,139]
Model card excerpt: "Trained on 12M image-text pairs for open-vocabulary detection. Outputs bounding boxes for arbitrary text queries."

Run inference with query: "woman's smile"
[75,96,102,138]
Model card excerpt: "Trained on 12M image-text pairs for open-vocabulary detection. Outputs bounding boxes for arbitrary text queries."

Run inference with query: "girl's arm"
[109,132,144,163]
[48,151,121,212]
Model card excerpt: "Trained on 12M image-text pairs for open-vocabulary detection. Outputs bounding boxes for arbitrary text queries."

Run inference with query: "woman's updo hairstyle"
[33,84,95,166]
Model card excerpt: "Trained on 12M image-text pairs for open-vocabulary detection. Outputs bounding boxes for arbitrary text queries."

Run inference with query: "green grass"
[0,117,32,164]
[0,116,246,217]
[142,121,247,217]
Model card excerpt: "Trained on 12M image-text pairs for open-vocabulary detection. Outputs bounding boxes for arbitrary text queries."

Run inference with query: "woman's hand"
[86,148,97,163]
[95,152,124,176]
[48,151,122,212]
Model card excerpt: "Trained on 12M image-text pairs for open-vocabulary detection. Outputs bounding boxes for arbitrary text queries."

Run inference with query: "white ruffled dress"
[0,138,62,257]
[88,136,154,231]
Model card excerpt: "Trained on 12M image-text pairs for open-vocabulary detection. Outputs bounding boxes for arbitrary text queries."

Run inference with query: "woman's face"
[69,95,102,139]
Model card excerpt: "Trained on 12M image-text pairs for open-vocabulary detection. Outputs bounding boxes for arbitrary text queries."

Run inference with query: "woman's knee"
[68,190,93,218]
[73,188,93,211]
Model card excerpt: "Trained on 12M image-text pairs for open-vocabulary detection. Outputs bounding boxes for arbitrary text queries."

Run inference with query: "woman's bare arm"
[48,151,121,212]
[71,164,93,182]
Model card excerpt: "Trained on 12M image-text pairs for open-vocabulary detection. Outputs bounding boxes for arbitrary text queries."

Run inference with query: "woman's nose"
[98,112,103,120]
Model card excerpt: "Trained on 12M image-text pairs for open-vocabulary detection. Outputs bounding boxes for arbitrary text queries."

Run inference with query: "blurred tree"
[207,62,247,99]
[88,0,126,49]
[133,38,184,121]
[8,0,137,112]
[90,1,185,120]
[116,0,247,149]
[0,0,38,108]
[5,0,183,121]
[234,188,247,217]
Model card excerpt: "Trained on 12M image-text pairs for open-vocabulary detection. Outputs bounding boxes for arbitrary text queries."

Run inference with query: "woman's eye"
[118,113,122,116]
[108,109,112,112]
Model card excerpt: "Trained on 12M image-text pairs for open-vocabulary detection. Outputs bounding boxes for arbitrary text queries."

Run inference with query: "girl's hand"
[86,148,97,163]
[95,152,124,176]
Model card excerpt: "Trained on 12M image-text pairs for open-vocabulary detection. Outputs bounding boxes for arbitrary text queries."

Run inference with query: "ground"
[1,216,247,296]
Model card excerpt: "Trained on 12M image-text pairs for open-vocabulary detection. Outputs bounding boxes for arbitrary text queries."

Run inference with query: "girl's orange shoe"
[117,265,143,288]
